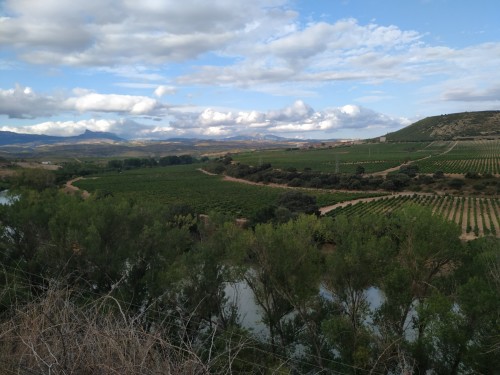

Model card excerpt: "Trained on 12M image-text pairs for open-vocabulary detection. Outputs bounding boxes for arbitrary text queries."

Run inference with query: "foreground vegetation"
[0,188,498,374]
[0,138,499,373]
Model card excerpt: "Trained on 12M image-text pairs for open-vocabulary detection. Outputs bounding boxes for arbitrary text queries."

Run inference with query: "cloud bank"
[0,0,499,139]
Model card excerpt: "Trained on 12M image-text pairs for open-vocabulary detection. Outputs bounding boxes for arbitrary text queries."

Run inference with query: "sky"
[1,0,499,140]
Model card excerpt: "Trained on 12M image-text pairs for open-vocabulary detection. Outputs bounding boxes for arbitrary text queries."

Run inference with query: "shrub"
[448,178,465,189]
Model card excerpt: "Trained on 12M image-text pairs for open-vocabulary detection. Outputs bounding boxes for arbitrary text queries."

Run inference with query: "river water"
[0,190,12,205]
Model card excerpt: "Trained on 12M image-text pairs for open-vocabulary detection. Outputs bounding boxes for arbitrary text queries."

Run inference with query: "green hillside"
[385,111,500,141]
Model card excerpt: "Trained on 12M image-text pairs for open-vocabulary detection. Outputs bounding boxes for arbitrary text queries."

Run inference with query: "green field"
[74,164,383,217]
[231,142,442,173]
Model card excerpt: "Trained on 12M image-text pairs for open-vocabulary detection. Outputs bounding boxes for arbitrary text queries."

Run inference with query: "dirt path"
[460,199,478,241]
[197,168,498,240]
[198,168,385,194]
[64,177,91,199]
[487,199,500,234]
[475,198,485,236]
[196,168,443,215]
[441,141,458,155]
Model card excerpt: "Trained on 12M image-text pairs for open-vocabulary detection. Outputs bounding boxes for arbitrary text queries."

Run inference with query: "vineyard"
[415,139,500,174]
[326,193,500,240]
[230,139,500,175]
[232,142,439,174]
[74,164,382,218]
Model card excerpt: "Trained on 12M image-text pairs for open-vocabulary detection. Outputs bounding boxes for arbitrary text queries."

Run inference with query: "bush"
[473,183,486,191]
[465,171,480,179]
[433,170,444,179]
[448,178,465,189]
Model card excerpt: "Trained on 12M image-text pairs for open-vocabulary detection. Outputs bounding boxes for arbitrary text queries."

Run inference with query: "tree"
[240,215,325,363]
[276,191,319,217]
[322,214,390,370]
[375,206,464,373]
[13,169,56,191]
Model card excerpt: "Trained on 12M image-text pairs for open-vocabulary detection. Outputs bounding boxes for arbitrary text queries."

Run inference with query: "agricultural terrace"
[326,193,500,240]
[415,139,500,175]
[73,164,381,218]
[231,142,442,174]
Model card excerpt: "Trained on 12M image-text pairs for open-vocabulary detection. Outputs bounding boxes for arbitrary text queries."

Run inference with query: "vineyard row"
[328,194,500,240]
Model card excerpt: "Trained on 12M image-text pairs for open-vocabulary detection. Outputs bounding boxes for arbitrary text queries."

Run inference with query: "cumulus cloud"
[0,85,61,118]
[0,85,163,118]
[154,85,177,97]
[1,98,410,139]
[1,119,119,137]
[65,93,159,114]
[1,118,151,139]
[165,101,409,138]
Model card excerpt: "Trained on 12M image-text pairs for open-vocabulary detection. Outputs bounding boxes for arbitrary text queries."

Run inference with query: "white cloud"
[1,99,410,139]
[0,84,61,118]
[0,85,163,118]
[166,101,409,138]
[1,119,119,137]
[154,85,176,97]
[66,93,159,114]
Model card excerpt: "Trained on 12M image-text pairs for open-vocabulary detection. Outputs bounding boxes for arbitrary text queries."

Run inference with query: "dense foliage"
[1,188,498,374]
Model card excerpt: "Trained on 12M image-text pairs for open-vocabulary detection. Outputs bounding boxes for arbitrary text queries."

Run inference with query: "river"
[0,190,12,205]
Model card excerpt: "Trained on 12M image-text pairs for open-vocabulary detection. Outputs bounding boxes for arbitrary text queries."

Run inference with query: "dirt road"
[64,177,91,199]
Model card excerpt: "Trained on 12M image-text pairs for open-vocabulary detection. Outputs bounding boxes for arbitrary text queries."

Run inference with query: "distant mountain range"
[385,110,500,141]
[0,130,325,146]
[0,129,125,146]
[5,109,498,148]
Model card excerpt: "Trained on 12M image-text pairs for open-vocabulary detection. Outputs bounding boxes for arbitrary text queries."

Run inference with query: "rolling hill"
[385,111,500,141]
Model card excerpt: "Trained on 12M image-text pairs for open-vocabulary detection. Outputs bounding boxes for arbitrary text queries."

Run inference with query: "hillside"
[385,111,500,141]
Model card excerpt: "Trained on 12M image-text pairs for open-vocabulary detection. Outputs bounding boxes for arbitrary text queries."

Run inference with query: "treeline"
[204,157,500,194]
[49,154,204,184]
[107,154,206,170]
[0,187,498,373]
[204,156,419,191]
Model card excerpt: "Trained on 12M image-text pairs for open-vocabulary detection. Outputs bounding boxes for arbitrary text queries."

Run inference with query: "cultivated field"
[232,139,500,176]
[326,194,500,239]
[232,142,439,174]
[73,164,381,217]
[415,139,500,175]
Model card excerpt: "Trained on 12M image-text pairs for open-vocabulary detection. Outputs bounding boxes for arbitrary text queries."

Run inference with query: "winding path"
[371,141,458,176]
[197,169,434,215]
[64,177,91,199]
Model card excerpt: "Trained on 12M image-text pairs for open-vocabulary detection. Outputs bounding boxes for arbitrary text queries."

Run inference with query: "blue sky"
[1,0,499,140]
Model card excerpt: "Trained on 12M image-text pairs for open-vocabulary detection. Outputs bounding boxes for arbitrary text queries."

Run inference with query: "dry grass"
[0,284,245,375]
